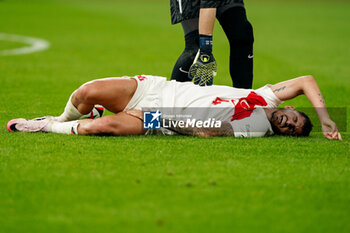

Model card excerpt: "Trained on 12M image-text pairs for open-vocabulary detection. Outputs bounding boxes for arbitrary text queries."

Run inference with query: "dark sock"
[171,30,199,82]
[218,7,254,89]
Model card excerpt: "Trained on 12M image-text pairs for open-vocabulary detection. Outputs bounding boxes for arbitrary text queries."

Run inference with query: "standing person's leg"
[171,18,199,82]
[217,6,254,89]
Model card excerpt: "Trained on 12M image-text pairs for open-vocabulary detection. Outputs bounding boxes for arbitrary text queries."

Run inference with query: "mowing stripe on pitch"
[0,33,50,56]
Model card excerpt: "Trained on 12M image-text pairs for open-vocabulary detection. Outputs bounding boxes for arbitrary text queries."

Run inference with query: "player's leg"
[171,18,199,82]
[77,112,145,136]
[217,6,254,89]
[8,112,146,136]
[56,78,137,122]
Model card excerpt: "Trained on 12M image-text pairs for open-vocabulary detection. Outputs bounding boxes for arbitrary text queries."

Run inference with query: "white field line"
[0,33,50,56]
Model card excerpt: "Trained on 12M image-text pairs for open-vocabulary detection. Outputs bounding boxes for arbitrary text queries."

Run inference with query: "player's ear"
[284,106,295,110]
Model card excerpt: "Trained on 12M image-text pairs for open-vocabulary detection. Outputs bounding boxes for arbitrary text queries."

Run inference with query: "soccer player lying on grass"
[7,75,341,140]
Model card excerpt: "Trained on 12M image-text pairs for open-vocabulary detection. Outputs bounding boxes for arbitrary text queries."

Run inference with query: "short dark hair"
[298,111,313,137]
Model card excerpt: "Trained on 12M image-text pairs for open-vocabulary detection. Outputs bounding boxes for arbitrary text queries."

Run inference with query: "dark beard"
[271,122,282,135]
[270,110,282,135]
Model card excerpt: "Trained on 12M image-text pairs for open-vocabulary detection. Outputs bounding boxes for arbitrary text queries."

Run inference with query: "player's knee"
[180,48,198,63]
[75,82,100,103]
[172,47,199,81]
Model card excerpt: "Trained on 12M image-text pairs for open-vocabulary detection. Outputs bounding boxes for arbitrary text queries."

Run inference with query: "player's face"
[270,109,305,136]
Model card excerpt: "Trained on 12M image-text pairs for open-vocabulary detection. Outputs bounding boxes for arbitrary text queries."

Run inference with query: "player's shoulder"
[254,84,283,108]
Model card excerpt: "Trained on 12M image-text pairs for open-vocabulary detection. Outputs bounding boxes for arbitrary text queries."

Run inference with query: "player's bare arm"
[269,75,342,140]
[199,8,216,35]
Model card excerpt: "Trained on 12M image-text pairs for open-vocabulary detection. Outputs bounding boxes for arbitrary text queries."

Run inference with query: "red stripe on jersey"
[231,91,267,121]
[212,97,229,105]
[137,75,147,81]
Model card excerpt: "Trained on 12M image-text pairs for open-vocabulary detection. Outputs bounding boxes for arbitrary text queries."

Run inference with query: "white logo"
[248,54,254,59]
[179,67,189,74]
[240,99,250,109]
[163,118,222,128]
[150,110,161,122]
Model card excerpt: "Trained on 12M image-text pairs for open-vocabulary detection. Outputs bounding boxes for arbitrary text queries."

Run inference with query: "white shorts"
[124,75,169,111]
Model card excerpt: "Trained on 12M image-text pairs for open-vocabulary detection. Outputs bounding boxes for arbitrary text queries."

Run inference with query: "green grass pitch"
[0,0,349,232]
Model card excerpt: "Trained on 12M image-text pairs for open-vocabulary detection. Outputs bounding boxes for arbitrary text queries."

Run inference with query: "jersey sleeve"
[254,85,283,108]
[229,109,274,138]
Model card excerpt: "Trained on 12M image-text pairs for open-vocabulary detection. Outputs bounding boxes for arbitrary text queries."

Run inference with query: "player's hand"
[188,49,217,86]
[321,118,342,140]
[125,110,143,121]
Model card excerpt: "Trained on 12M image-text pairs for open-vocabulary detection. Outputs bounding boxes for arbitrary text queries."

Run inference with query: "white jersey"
[125,75,283,138]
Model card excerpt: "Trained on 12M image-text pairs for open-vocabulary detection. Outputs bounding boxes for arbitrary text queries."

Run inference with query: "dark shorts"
[170,0,245,24]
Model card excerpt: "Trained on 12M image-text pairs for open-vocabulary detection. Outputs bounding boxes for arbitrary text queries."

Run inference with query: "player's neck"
[264,108,274,122]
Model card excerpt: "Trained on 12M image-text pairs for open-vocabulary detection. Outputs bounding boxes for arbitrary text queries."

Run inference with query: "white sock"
[44,120,79,135]
[56,92,83,122]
